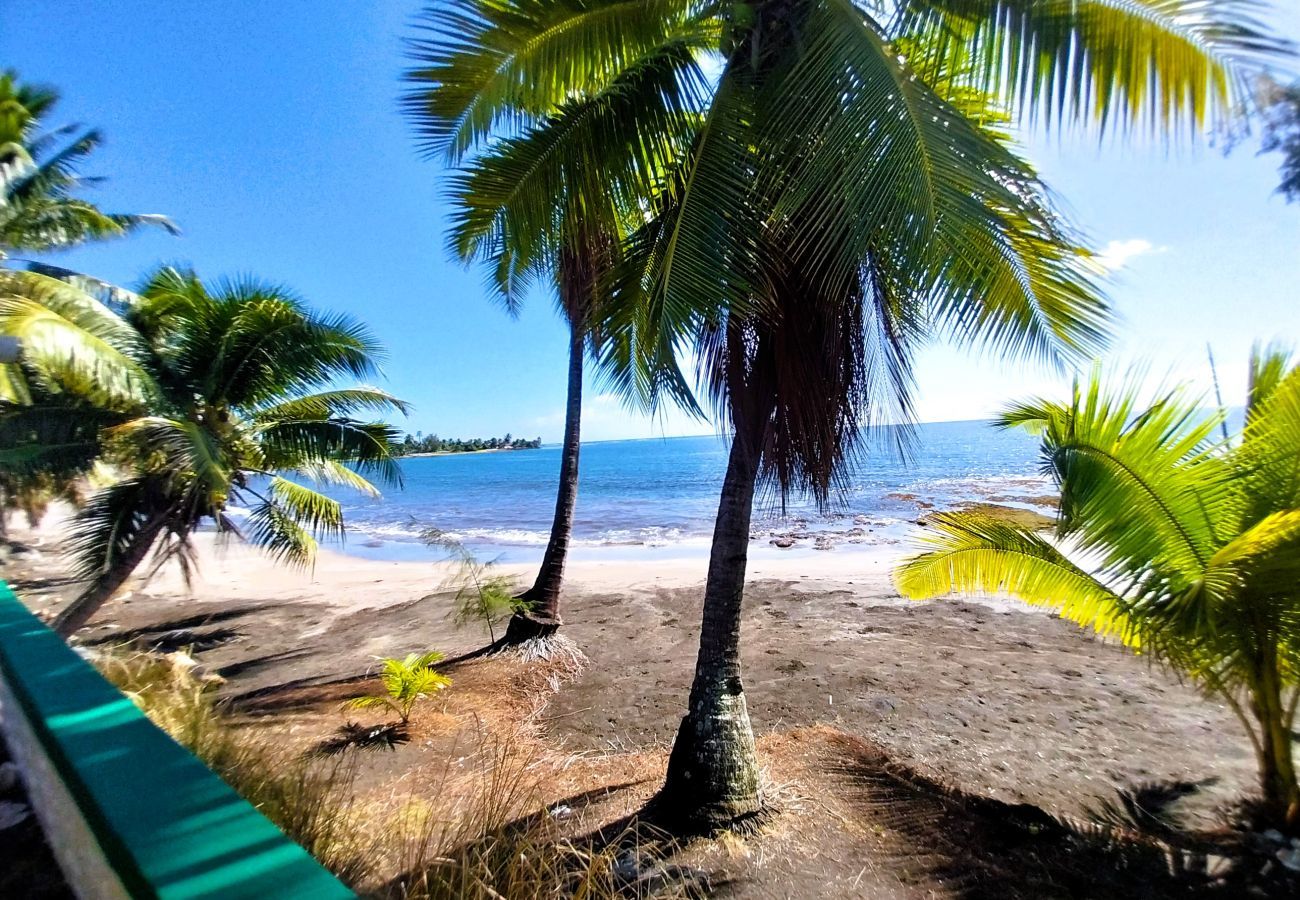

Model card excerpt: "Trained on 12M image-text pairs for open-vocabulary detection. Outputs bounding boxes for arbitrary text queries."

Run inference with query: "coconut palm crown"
[898,349,1300,828]
[1,265,408,635]
[0,70,175,257]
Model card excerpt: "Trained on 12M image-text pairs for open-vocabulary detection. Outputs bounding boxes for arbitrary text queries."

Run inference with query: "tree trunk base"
[654,687,767,834]
[501,609,562,644]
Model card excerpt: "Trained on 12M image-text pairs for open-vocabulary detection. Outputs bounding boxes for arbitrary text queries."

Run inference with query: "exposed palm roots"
[492,633,588,671]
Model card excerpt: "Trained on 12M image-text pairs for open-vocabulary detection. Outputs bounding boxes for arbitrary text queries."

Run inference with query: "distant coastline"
[402,447,535,458]
[394,433,543,456]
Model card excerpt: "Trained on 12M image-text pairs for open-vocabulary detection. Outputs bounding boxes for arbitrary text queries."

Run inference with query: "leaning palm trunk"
[53,514,167,636]
[505,318,583,642]
[658,390,772,829]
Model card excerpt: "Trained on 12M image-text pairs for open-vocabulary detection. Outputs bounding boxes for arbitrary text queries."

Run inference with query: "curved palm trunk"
[53,515,166,637]
[504,295,587,645]
[658,395,772,830]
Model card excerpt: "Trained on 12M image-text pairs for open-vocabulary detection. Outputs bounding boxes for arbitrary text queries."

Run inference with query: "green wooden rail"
[0,580,353,899]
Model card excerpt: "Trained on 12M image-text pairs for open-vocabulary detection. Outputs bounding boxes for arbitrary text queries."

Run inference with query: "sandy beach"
[1,509,1262,896]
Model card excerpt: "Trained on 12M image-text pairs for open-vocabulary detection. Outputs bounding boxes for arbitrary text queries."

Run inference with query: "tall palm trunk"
[503,243,598,644]
[658,382,773,830]
[505,319,583,642]
[53,515,166,637]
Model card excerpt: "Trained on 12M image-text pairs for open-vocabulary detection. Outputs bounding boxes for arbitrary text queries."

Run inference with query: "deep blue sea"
[317,419,1052,564]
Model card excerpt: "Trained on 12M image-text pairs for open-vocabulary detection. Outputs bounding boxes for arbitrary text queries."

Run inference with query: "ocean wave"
[346,522,711,549]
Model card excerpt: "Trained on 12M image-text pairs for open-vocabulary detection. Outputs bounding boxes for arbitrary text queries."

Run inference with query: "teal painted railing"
[0,580,352,899]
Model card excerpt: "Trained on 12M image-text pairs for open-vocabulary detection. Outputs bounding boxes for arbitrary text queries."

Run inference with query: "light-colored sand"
[6,504,915,625]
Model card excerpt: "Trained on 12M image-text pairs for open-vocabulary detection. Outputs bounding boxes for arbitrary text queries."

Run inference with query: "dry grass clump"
[92,647,696,899]
[94,648,375,883]
[385,743,699,899]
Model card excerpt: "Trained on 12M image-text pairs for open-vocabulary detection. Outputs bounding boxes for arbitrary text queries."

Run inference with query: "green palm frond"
[343,695,400,716]
[64,477,176,584]
[893,0,1291,136]
[256,419,403,488]
[600,62,764,408]
[265,476,345,540]
[0,269,156,408]
[446,35,708,312]
[106,416,230,500]
[897,511,1138,643]
[0,72,176,253]
[252,387,411,421]
[999,373,1230,589]
[0,401,122,476]
[242,497,319,567]
[289,459,381,497]
[132,268,384,407]
[403,0,714,160]
[1202,508,1300,600]
[1235,346,1300,518]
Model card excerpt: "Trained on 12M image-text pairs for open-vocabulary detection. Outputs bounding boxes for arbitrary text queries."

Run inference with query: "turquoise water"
[325,419,1050,563]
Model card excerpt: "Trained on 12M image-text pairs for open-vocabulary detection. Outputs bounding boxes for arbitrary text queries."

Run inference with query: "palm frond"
[134,268,385,408]
[265,476,345,540]
[999,372,1230,590]
[446,35,708,312]
[1235,345,1300,519]
[289,459,382,497]
[256,419,403,488]
[0,268,156,408]
[106,416,231,502]
[893,0,1291,137]
[64,477,174,585]
[896,511,1139,644]
[0,400,120,476]
[252,387,411,421]
[403,0,715,160]
[241,497,319,567]
[0,82,177,253]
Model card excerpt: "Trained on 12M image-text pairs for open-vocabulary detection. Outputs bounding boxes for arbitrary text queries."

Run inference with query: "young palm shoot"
[346,652,452,725]
[897,351,1300,830]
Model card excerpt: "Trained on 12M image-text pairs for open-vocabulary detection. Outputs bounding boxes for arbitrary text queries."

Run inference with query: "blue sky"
[5,1,1299,442]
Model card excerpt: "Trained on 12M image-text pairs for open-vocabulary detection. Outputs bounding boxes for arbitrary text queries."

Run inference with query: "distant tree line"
[396,432,542,455]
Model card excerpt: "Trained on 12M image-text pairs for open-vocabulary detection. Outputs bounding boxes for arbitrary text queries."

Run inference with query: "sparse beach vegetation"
[3,2,1300,897]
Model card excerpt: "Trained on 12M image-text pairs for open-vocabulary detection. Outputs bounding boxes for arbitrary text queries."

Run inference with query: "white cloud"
[1093,238,1164,272]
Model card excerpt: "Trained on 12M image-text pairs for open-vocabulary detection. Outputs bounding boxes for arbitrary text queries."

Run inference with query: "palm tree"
[2,265,408,636]
[897,350,1300,829]
[0,70,175,256]
[0,71,176,529]
[405,0,1285,828]
[403,8,708,643]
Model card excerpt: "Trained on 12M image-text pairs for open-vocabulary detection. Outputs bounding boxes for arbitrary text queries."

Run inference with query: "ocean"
[328,419,1053,564]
